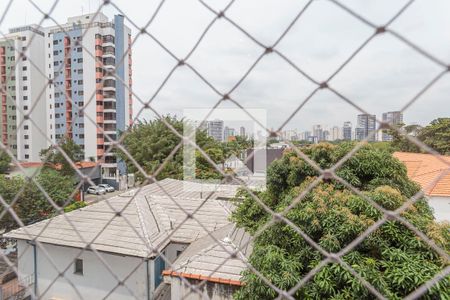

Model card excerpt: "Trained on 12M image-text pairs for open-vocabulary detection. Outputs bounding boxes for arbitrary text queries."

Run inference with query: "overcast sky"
[1,0,449,132]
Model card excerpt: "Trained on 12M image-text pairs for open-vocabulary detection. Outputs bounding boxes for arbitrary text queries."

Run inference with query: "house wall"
[17,240,149,300]
[428,196,450,222]
[168,277,239,300]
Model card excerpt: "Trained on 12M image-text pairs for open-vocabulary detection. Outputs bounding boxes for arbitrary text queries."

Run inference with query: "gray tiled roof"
[3,179,239,258]
[165,224,252,282]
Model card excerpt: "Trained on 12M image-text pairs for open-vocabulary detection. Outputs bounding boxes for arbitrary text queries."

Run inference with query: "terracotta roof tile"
[393,152,450,197]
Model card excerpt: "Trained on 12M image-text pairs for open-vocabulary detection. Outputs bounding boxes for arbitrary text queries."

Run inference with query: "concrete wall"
[168,277,239,300]
[428,196,450,222]
[17,240,149,300]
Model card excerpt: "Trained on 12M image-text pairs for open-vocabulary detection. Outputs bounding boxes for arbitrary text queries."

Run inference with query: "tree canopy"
[118,116,251,181]
[0,150,11,174]
[389,118,450,155]
[0,168,77,231]
[40,137,84,176]
[232,142,449,299]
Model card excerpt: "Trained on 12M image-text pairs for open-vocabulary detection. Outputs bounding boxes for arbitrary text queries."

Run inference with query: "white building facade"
[0,26,48,162]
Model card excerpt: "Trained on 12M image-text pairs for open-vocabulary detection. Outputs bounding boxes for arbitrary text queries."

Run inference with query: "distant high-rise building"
[331,126,341,141]
[312,124,324,141]
[207,119,224,141]
[224,126,236,141]
[239,126,245,137]
[342,121,352,141]
[356,114,376,141]
[382,111,404,141]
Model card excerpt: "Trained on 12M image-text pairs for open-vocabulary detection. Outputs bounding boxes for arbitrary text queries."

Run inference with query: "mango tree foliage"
[232,143,449,299]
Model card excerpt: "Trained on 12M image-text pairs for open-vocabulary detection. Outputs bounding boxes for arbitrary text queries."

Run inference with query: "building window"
[22,66,27,71]
[24,144,29,149]
[23,96,28,100]
[79,134,84,139]
[24,106,28,110]
[23,76,27,81]
[78,80,83,85]
[77,58,83,63]
[23,86,28,91]
[24,125,28,130]
[77,47,82,52]
[24,135,29,140]
[79,91,84,96]
[74,258,83,275]
[24,154,29,159]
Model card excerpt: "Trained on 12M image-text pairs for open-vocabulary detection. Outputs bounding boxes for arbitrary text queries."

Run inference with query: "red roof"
[393,152,450,197]
[162,270,243,286]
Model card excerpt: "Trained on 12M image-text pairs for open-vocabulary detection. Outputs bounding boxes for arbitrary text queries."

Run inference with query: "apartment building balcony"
[97,137,104,144]
[97,148,104,156]
[95,49,103,57]
[96,115,104,123]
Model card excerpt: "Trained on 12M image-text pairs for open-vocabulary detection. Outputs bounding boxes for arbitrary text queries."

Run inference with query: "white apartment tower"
[0,25,47,162]
[1,14,133,187]
[45,13,132,185]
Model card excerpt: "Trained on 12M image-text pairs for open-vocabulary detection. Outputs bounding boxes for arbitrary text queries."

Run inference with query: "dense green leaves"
[118,116,252,181]
[0,169,77,231]
[389,118,450,155]
[233,143,449,299]
[0,150,11,174]
[40,137,84,176]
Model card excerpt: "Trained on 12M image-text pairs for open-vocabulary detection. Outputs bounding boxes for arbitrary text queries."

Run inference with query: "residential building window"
[78,80,83,85]
[24,125,28,130]
[23,76,27,81]
[74,259,83,275]
[22,66,27,71]
[24,154,29,159]
[78,102,84,107]
[77,47,82,52]
[79,91,84,96]
[24,106,28,110]
[23,86,28,91]
[77,58,83,63]
[79,134,84,139]
[24,135,29,140]
[23,96,28,100]
[24,145,29,149]
[53,40,58,45]
[79,123,84,128]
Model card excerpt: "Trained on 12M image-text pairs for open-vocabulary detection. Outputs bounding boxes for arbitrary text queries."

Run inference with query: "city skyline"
[0,0,449,131]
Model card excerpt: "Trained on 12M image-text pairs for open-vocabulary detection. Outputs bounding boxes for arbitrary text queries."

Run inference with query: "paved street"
[83,189,125,204]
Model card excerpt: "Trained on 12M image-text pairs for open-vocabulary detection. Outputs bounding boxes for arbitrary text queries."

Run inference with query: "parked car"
[86,186,106,195]
[98,184,115,193]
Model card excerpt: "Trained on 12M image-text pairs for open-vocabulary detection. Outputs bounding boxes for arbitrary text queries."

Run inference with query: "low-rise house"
[163,224,252,299]
[393,152,450,221]
[3,179,239,299]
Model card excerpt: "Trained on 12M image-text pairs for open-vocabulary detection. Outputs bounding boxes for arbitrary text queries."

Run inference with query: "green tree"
[0,150,11,174]
[40,137,84,176]
[417,118,450,155]
[389,118,450,155]
[232,143,449,299]
[0,169,76,231]
[118,116,225,181]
